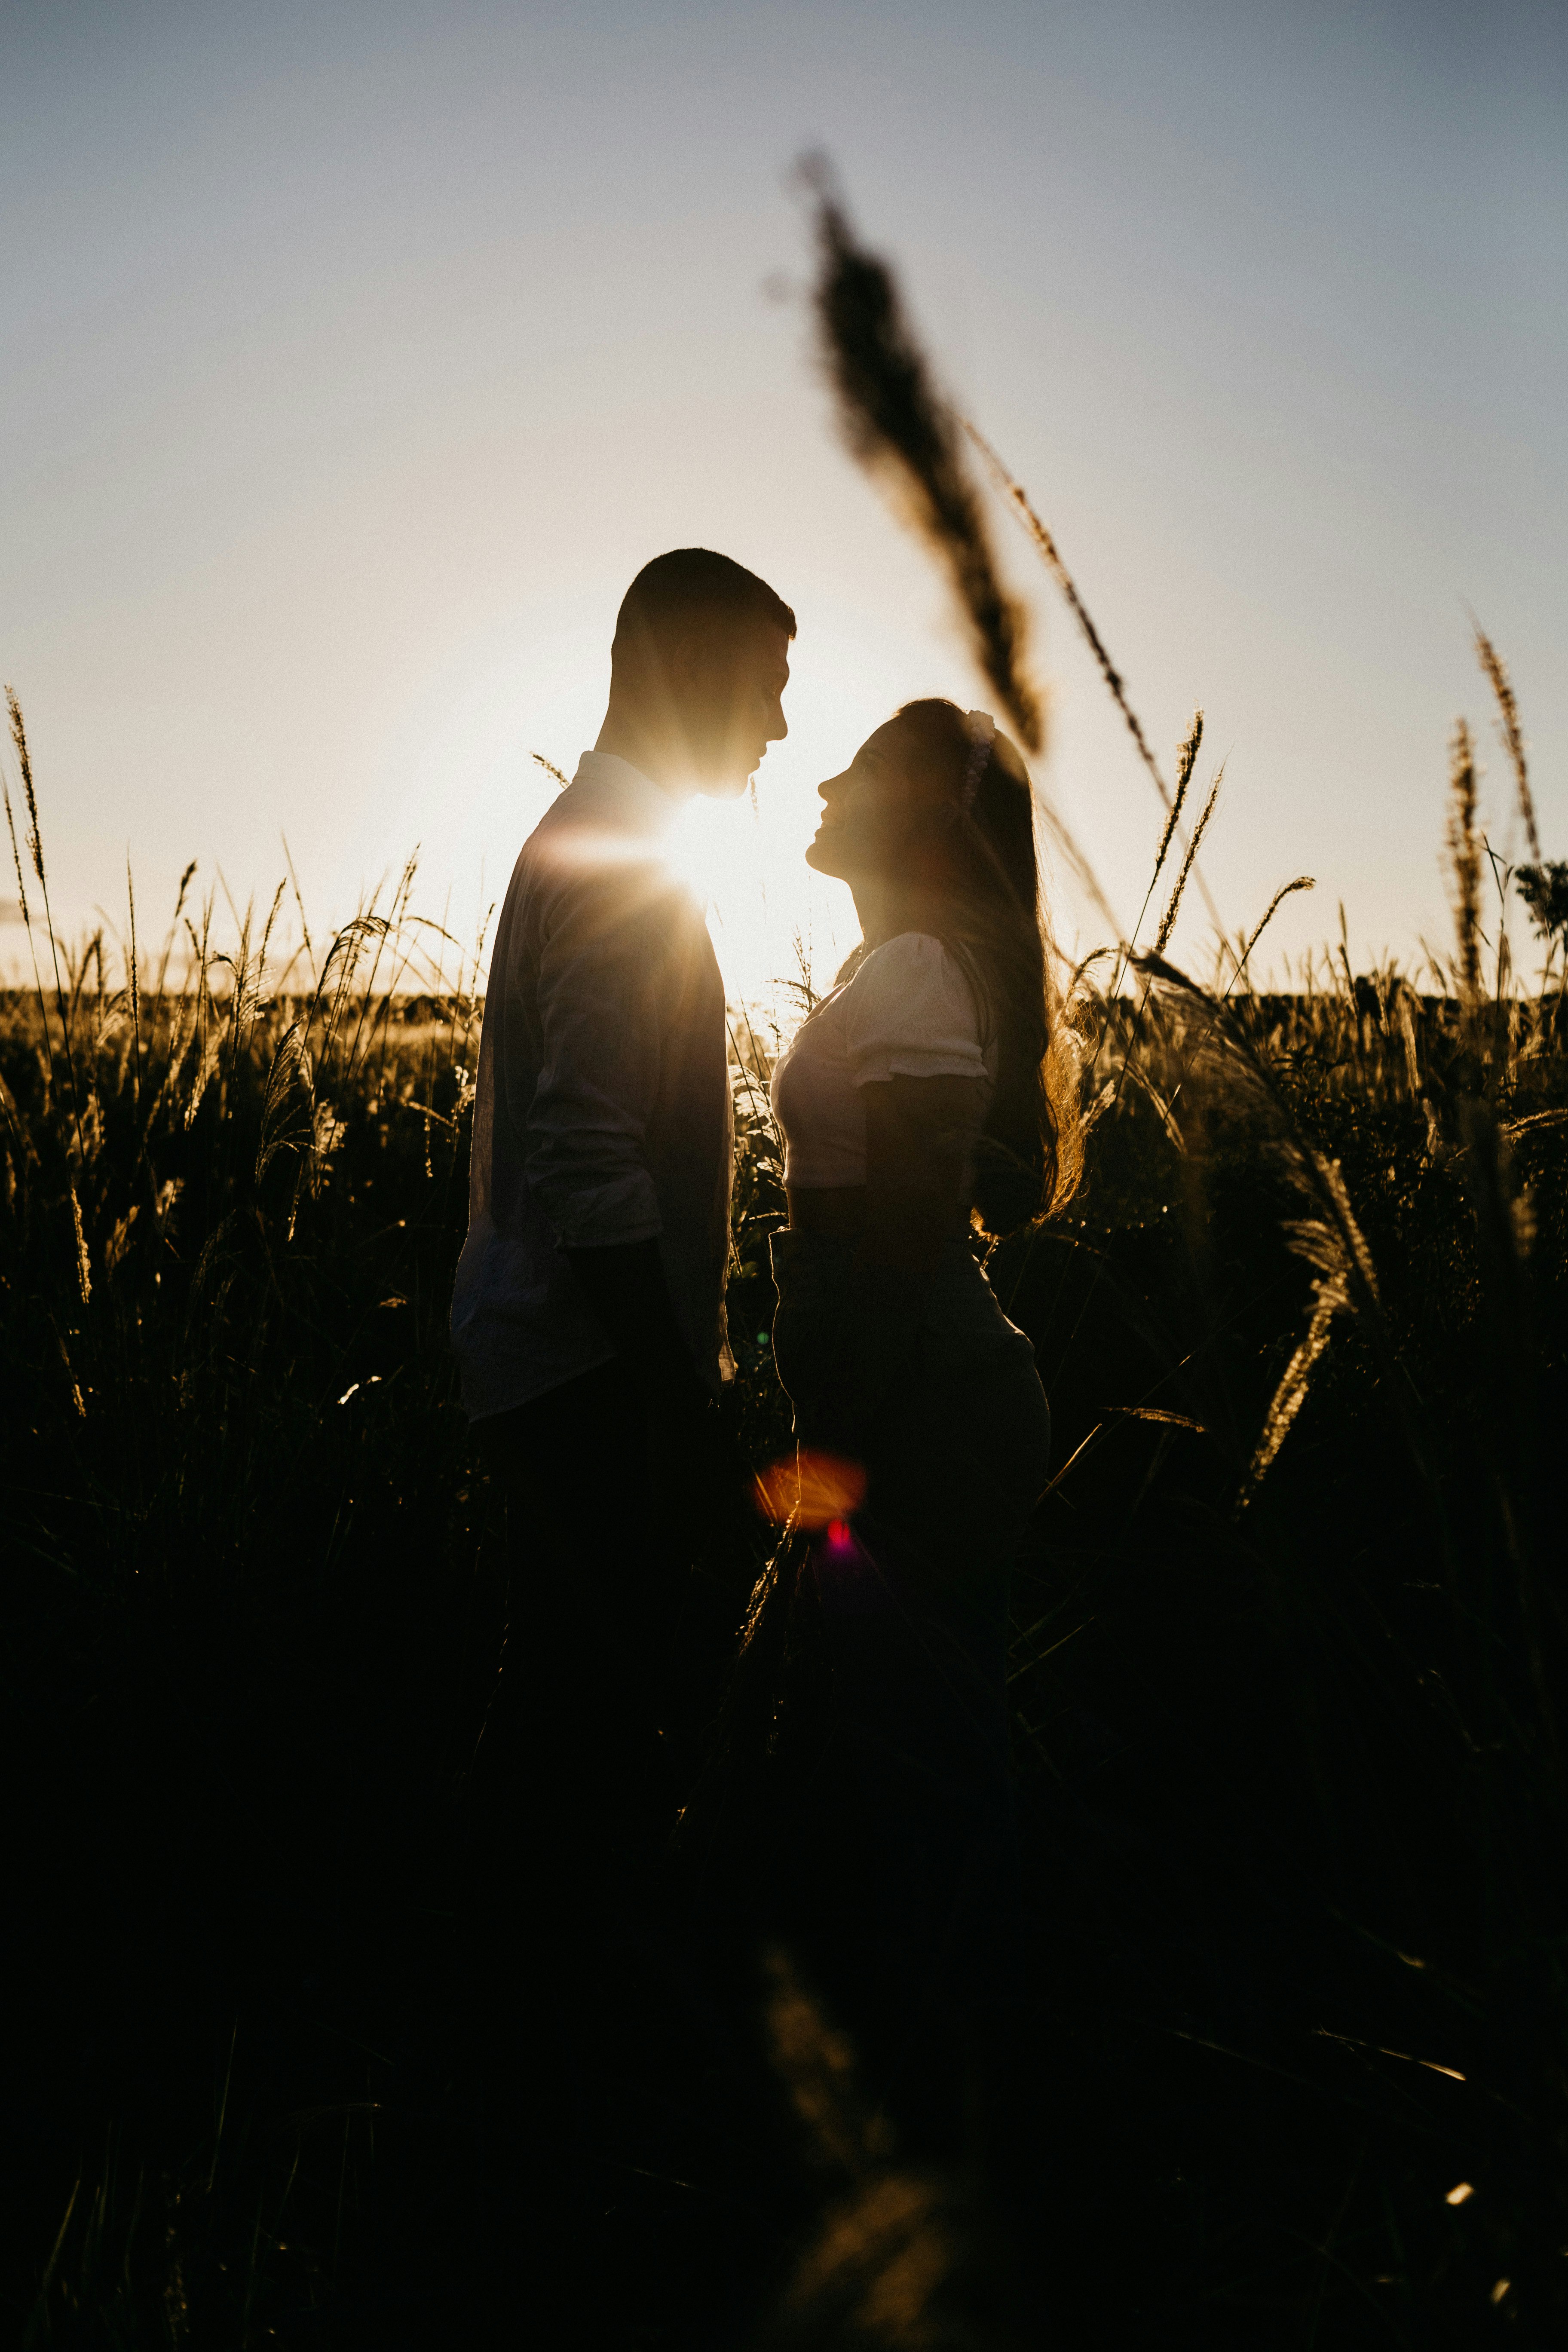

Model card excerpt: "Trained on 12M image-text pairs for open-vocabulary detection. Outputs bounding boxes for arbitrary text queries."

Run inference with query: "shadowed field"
[6,689,1567,2343]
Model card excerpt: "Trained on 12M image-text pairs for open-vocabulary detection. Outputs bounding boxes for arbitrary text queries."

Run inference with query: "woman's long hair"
[840,697,1081,1235]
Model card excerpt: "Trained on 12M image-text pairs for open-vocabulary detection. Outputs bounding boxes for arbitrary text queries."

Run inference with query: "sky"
[3,0,1564,1007]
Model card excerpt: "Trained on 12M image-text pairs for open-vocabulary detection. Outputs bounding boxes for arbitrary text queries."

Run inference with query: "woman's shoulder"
[860,929,946,961]
[848,932,975,1004]
[842,933,985,1054]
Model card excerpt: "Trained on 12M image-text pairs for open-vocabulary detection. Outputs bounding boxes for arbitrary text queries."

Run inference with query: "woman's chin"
[805,835,847,879]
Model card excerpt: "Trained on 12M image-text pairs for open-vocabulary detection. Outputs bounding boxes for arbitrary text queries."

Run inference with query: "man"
[452,548,794,1839]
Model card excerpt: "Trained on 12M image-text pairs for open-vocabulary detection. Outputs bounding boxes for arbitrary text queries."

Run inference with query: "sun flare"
[661,775,857,1017]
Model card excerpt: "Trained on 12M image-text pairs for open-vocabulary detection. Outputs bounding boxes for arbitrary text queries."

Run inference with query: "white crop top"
[769,932,996,1188]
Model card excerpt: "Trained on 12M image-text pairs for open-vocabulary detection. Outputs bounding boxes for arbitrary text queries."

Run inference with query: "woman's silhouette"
[760,697,1074,2153]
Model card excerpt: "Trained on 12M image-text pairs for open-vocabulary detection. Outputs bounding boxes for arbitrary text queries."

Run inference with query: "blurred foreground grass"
[5,697,1568,2346]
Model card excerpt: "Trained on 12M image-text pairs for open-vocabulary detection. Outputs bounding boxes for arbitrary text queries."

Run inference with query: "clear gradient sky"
[3,0,1564,1003]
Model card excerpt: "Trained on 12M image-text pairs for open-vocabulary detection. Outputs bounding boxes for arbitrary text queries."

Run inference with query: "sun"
[660,781,857,1020]
[659,793,744,917]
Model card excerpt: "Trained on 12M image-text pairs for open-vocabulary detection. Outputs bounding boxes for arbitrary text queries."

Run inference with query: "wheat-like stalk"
[1229,875,1317,990]
[802,157,1042,754]
[5,781,54,1100]
[962,429,1227,943]
[1112,709,1204,990]
[280,836,315,989]
[763,1944,890,2177]
[8,683,45,891]
[69,1182,92,1307]
[1072,710,1208,1116]
[1154,769,1224,956]
[801,165,1130,940]
[963,418,1164,796]
[7,688,87,1161]
[1236,1279,1341,1511]
[126,856,141,1111]
[1472,619,1540,864]
[1155,710,1204,885]
[1447,720,1482,1002]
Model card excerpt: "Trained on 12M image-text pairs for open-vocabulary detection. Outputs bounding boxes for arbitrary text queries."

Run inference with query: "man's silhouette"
[452,548,793,1846]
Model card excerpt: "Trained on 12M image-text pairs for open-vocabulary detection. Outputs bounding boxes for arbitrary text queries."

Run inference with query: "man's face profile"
[679,620,791,800]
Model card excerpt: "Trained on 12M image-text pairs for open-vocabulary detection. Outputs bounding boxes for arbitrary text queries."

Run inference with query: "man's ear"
[664,626,710,698]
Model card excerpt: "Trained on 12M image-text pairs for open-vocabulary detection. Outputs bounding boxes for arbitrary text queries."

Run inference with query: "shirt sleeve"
[521,846,676,1247]
[843,934,989,1086]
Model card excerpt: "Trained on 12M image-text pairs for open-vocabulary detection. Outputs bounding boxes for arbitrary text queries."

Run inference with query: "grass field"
[5,655,1567,2345]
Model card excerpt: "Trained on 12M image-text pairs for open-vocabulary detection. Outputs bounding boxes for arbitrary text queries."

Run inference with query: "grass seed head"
[1152,710,1204,885]
[804,157,1042,755]
[1472,621,1540,866]
[1154,769,1224,957]
[1446,720,1482,1004]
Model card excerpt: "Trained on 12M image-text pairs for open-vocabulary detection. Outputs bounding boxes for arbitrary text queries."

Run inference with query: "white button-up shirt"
[451,751,734,1420]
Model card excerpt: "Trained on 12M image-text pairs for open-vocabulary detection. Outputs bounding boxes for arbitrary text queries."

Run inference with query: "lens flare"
[753,1447,867,1529]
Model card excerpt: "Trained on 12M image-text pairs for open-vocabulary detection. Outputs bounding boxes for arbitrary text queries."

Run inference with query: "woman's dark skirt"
[758,1230,1053,2150]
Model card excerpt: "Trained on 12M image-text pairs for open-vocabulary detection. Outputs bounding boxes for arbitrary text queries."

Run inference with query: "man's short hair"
[613,549,796,665]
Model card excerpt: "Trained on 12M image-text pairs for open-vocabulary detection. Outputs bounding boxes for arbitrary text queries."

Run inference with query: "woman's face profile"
[806,719,946,884]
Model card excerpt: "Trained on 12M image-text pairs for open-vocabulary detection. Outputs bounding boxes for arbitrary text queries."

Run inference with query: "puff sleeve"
[842,934,989,1086]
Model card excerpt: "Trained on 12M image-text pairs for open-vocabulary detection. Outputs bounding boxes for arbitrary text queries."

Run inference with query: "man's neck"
[593,710,695,800]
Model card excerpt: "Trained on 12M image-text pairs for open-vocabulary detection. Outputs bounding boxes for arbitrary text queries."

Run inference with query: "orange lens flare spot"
[753,1449,867,1529]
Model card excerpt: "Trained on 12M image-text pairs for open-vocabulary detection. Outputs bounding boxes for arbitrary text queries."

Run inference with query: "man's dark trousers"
[477,1358,742,1871]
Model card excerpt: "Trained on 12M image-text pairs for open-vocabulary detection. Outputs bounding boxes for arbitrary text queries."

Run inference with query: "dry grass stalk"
[1472,621,1540,865]
[1084,712,1206,1085]
[69,1182,92,1306]
[4,780,53,1099]
[1154,769,1224,956]
[7,682,45,890]
[802,158,1042,755]
[962,433,1225,941]
[1447,720,1482,1002]
[4,780,31,931]
[964,417,1164,798]
[1231,874,1317,989]
[1035,789,1124,940]
[763,1944,892,2177]
[1311,1148,1381,1306]
[800,165,1133,940]
[1154,710,1204,884]
[1125,950,1405,1510]
[1237,1283,1340,1511]
[757,1948,1017,2349]
[7,687,87,1158]
[281,838,314,989]
[126,856,141,1110]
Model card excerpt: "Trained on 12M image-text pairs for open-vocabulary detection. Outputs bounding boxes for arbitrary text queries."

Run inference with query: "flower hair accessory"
[960,709,995,809]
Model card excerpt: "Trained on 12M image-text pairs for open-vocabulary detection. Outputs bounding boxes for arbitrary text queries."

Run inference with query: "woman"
[762,697,1075,2146]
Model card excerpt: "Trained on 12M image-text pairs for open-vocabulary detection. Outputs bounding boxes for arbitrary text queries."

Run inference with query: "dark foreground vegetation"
[5,654,1567,2347]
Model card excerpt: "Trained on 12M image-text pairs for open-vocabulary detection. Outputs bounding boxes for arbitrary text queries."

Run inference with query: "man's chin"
[694,769,753,803]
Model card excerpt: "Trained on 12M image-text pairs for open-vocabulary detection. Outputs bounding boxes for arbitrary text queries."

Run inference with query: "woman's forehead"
[856,720,904,766]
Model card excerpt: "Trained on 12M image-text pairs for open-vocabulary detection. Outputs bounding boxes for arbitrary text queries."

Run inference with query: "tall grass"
[7,205,1568,2333]
[3,728,503,2342]
[8,628,1565,2338]
[787,176,1565,2330]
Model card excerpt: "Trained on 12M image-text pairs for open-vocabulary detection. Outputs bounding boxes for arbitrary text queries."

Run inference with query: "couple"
[450,547,1061,2067]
